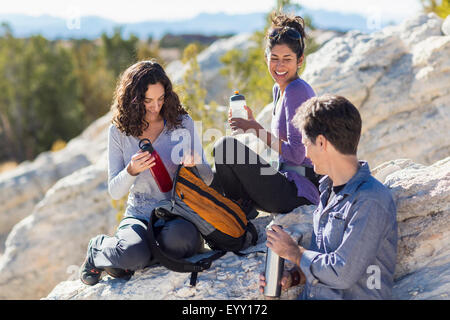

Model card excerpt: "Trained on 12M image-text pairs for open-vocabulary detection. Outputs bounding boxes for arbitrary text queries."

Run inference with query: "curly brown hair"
[265,12,307,59]
[111,60,187,137]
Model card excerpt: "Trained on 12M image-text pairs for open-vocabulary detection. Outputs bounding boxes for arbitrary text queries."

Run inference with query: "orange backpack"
[148,164,258,285]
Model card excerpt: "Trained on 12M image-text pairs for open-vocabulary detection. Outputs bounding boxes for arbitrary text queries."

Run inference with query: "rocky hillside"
[169,13,450,169]
[0,113,111,255]
[44,157,450,300]
[302,13,450,167]
[0,13,448,299]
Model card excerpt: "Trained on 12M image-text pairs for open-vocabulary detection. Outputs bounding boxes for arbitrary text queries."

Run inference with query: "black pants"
[88,216,203,271]
[211,136,313,214]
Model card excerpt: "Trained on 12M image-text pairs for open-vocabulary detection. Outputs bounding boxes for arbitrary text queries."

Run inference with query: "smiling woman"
[210,11,321,217]
[267,43,303,93]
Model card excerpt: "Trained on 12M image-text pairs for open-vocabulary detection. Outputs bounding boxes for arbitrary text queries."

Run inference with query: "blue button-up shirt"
[299,161,398,300]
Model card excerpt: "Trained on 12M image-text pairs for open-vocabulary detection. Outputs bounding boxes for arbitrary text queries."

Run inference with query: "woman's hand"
[127,150,156,176]
[229,105,263,133]
[266,225,305,267]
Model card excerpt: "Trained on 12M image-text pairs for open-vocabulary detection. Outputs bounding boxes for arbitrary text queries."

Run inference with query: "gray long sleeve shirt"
[107,114,213,223]
[299,162,398,300]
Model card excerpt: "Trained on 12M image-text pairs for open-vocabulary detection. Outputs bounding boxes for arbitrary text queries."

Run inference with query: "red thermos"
[139,138,173,193]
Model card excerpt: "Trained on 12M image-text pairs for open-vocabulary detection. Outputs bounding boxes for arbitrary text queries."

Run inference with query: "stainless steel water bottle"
[264,223,285,298]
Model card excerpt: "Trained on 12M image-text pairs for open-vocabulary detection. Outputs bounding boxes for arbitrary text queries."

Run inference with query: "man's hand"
[259,270,291,294]
[259,267,306,294]
[266,225,305,267]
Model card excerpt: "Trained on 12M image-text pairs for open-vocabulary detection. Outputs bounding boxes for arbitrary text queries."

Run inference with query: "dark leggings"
[211,136,313,214]
[88,216,202,271]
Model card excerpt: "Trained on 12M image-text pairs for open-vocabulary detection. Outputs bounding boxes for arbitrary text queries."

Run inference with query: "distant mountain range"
[0,9,396,40]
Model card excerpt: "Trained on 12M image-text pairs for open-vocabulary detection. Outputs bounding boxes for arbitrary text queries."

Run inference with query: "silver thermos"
[264,223,285,298]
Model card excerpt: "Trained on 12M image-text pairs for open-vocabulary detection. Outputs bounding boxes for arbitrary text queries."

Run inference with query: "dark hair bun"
[265,12,307,58]
[270,12,306,38]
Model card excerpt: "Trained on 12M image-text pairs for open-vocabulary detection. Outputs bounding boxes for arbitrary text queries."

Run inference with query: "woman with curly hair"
[212,12,320,217]
[80,60,213,286]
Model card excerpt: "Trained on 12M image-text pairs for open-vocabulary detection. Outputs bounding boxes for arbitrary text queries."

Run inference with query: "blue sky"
[0,0,423,23]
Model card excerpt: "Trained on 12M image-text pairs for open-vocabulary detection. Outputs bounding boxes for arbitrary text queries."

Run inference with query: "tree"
[176,43,226,164]
[219,31,274,110]
[0,33,84,161]
[72,39,115,125]
[177,43,211,125]
[101,27,140,78]
[0,24,168,165]
[136,38,163,66]
[421,0,450,18]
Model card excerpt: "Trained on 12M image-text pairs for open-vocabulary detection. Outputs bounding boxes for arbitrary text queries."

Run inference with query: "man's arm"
[299,199,391,289]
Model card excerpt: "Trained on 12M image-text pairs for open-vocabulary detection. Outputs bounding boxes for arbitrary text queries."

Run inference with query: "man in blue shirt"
[259,95,398,299]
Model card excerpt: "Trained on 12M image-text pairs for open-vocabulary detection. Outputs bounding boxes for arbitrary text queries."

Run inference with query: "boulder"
[0,158,117,299]
[43,157,450,300]
[0,112,112,253]
[374,158,450,299]
[443,15,450,36]
[392,250,450,300]
[44,206,314,300]
[302,13,450,168]
[372,157,450,279]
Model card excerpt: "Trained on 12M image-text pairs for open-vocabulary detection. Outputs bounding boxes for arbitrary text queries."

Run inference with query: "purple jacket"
[271,78,320,205]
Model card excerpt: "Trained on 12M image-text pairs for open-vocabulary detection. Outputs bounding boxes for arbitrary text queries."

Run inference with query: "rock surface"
[442,15,450,36]
[0,157,117,299]
[302,13,450,167]
[373,158,450,279]
[0,112,111,253]
[43,157,449,300]
[1,13,449,300]
[45,207,313,300]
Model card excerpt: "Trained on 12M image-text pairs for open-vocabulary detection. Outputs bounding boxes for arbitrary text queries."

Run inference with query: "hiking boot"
[80,257,103,286]
[104,267,134,281]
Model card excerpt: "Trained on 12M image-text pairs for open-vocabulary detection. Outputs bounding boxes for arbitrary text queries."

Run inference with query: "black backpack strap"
[189,250,227,286]
[170,164,183,210]
[247,221,258,246]
[147,209,226,286]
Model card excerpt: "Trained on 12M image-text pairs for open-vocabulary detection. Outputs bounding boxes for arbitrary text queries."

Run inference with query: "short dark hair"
[293,95,362,155]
